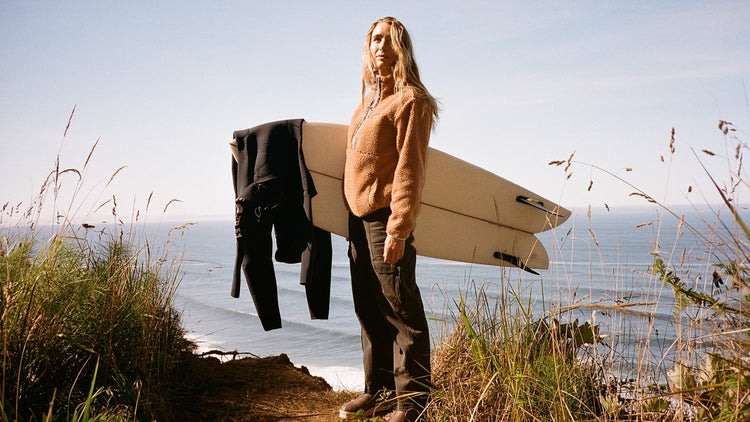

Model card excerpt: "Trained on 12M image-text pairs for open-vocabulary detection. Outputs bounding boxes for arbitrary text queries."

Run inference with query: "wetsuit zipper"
[351,76,382,149]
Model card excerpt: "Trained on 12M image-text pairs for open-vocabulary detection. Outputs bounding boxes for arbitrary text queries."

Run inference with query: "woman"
[339,17,439,422]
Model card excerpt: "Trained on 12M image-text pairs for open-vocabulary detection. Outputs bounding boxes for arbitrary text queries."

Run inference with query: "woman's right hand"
[383,235,405,264]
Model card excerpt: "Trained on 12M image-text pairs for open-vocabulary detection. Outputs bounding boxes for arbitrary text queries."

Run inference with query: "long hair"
[361,17,439,128]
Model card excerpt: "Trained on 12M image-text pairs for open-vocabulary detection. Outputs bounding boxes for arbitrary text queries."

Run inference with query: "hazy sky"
[1,1,748,224]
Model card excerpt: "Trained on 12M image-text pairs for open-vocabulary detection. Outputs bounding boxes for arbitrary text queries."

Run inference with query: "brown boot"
[339,392,396,419]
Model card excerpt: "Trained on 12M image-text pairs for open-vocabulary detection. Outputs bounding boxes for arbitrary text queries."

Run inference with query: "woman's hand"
[383,235,405,264]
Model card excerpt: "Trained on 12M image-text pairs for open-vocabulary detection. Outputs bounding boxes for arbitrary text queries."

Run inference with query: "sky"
[1,1,749,224]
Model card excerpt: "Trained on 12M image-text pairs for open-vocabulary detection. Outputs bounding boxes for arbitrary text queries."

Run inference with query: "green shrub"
[1,109,193,421]
[1,229,193,421]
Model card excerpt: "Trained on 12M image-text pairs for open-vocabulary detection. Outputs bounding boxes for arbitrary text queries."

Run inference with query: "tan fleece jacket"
[344,75,432,239]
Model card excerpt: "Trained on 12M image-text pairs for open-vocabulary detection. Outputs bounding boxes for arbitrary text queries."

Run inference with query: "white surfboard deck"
[232,122,570,270]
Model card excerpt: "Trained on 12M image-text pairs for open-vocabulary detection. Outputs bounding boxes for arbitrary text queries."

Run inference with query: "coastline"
[186,332,365,392]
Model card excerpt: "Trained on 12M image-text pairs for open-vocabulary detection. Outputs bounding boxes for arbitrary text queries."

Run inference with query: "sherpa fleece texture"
[344,74,432,240]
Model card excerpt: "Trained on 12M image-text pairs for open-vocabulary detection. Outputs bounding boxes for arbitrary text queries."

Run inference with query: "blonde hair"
[361,17,439,128]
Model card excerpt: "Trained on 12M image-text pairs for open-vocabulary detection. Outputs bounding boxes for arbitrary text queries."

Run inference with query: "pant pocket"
[377,265,407,314]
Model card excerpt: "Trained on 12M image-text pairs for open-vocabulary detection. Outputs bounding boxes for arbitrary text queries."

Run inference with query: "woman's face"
[370,22,396,75]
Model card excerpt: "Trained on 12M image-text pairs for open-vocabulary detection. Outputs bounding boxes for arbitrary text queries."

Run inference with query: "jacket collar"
[374,74,396,99]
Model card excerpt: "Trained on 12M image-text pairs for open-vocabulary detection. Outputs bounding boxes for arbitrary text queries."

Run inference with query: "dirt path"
[164,353,360,421]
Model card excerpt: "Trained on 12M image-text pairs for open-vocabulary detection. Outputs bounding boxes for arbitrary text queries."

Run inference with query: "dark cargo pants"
[348,208,431,410]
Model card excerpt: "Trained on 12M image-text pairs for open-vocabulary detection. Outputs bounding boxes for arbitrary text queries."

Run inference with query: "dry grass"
[1,108,195,421]
[422,119,749,421]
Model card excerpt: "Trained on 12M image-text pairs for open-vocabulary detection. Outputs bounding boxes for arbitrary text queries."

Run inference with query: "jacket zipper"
[351,76,382,149]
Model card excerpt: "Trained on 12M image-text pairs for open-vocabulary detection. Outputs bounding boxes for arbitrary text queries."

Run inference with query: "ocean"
[171,205,737,391]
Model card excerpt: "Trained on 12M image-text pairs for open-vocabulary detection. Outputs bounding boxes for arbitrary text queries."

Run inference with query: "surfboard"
[232,122,571,271]
[301,122,571,271]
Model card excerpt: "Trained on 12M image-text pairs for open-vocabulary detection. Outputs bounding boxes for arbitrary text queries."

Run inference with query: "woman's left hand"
[383,235,405,264]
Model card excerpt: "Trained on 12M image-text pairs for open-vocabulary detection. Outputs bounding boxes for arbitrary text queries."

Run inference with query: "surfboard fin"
[493,252,540,275]
[516,196,561,217]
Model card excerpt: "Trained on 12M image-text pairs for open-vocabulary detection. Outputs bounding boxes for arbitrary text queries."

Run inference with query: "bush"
[428,285,604,421]
[1,225,194,421]
[0,108,193,421]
